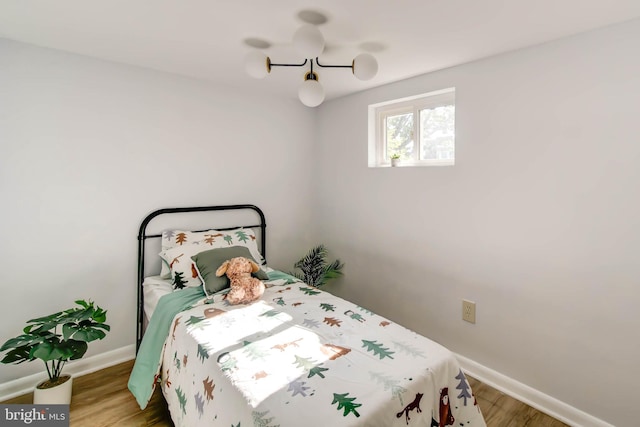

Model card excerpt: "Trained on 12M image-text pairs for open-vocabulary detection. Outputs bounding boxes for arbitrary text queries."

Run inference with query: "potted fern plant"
[0,300,110,404]
[291,244,344,287]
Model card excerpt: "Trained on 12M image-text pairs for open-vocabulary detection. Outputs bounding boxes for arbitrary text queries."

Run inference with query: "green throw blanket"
[128,286,205,409]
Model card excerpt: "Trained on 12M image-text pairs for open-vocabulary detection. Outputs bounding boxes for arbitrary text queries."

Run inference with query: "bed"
[128,205,486,427]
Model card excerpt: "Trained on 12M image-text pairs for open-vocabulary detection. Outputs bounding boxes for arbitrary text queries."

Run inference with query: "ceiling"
[1,1,639,103]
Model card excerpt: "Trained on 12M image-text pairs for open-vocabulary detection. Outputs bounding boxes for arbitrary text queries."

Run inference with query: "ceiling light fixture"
[245,24,378,107]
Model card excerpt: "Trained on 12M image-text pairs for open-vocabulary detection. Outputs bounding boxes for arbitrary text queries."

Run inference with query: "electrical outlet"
[462,300,476,324]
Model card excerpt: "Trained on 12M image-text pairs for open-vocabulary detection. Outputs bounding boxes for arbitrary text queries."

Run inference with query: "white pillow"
[159,228,265,279]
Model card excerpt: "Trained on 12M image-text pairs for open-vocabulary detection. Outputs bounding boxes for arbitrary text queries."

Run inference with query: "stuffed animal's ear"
[216,260,230,277]
[249,260,260,273]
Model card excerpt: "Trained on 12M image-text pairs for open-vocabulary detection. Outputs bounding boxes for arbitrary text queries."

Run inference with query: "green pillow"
[191,246,269,296]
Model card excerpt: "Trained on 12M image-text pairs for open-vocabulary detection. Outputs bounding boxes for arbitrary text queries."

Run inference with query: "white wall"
[315,19,640,427]
[0,39,315,383]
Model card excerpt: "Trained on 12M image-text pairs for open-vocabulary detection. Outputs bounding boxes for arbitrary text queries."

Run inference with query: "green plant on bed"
[0,300,110,386]
[291,244,344,287]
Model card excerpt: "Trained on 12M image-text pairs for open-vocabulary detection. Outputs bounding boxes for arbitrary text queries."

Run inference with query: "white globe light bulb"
[353,53,378,81]
[292,25,325,58]
[244,51,270,79]
[298,79,325,107]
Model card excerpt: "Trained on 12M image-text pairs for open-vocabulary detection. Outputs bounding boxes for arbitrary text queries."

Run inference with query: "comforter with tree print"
[148,277,486,426]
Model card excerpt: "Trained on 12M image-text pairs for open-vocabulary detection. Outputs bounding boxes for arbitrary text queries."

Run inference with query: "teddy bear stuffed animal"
[215,256,265,305]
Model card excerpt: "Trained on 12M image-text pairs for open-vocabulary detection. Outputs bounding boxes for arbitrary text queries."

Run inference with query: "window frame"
[368,87,456,167]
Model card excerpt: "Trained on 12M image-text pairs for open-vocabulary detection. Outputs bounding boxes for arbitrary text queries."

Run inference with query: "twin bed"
[129,205,486,426]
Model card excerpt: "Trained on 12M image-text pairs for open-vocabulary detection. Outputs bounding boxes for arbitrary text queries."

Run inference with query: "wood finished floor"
[466,376,568,427]
[2,360,569,426]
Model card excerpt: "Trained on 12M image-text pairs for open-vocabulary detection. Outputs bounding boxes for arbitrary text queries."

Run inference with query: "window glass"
[385,113,414,160]
[419,105,455,161]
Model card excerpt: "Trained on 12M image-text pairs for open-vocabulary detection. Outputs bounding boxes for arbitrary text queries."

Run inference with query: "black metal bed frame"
[136,204,266,352]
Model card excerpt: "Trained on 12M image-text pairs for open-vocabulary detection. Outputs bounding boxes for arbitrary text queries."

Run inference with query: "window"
[368,88,455,167]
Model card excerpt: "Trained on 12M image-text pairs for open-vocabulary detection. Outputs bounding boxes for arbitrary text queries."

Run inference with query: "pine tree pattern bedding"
[154,279,486,426]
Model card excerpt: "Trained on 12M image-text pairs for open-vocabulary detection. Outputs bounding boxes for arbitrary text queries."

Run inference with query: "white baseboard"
[456,353,614,427]
[0,344,136,402]
[0,346,613,427]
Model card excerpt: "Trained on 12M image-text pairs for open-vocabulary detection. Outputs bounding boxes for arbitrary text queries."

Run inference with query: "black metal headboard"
[136,204,266,352]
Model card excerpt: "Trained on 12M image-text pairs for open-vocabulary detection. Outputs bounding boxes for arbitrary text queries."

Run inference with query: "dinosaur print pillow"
[159,228,265,278]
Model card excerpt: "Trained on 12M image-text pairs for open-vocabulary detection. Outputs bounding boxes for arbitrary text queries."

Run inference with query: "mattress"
[142,275,173,320]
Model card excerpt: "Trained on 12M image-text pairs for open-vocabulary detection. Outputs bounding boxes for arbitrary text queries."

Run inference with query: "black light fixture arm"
[266,58,322,81]
[267,58,308,72]
[266,57,353,74]
[315,56,354,70]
